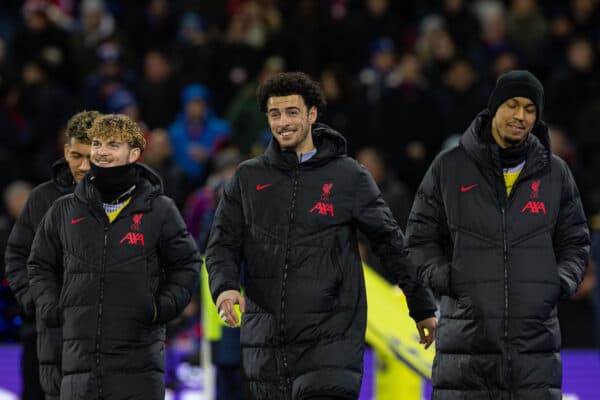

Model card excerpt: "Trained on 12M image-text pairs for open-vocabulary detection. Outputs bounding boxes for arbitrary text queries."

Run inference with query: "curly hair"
[65,110,102,144]
[256,71,326,113]
[88,114,146,151]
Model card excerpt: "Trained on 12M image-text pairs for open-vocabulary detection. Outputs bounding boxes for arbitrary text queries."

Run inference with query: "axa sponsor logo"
[521,180,546,215]
[120,232,145,246]
[310,183,335,217]
[121,214,145,245]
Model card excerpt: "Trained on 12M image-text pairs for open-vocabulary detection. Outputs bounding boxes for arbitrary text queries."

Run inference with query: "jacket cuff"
[411,310,436,323]
[212,283,240,305]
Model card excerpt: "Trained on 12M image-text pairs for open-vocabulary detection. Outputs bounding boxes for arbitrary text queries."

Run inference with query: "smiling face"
[91,135,141,167]
[266,94,317,155]
[491,96,537,148]
[64,138,92,183]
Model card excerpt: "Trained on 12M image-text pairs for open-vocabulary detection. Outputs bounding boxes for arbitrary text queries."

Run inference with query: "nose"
[96,145,108,156]
[80,157,91,171]
[514,107,525,120]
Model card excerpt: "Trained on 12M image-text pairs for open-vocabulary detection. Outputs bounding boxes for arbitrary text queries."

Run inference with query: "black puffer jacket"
[28,164,200,400]
[207,124,435,400]
[5,159,74,399]
[405,111,590,399]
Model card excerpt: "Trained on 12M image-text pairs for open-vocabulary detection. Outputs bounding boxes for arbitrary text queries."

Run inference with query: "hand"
[416,317,437,349]
[216,289,245,327]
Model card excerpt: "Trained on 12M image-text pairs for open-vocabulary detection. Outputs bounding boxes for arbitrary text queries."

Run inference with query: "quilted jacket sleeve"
[405,157,453,297]
[553,160,590,298]
[27,206,63,328]
[352,164,436,322]
[205,171,244,303]
[156,197,202,324]
[5,194,38,316]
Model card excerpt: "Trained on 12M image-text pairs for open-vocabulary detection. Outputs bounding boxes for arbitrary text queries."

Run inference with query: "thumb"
[238,295,246,313]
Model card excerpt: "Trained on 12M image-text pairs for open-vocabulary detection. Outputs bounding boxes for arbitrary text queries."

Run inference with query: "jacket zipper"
[280,162,299,393]
[95,226,109,398]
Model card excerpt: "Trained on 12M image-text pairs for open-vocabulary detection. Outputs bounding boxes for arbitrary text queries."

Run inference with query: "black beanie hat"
[487,70,544,120]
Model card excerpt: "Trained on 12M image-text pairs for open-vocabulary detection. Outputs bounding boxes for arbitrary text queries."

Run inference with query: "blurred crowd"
[0,0,598,358]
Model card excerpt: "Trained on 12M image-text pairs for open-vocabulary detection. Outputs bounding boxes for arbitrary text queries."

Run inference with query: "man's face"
[64,138,92,183]
[491,97,536,148]
[266,94,316,153]
[91,136,140,167]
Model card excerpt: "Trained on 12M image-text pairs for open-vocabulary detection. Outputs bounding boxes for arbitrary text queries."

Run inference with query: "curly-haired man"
[27,114,201,400]
[206,72,437,399]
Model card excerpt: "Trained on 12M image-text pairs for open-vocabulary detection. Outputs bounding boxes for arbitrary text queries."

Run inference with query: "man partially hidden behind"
[6,110,99,400]
[28,114,201,400]
[405,70,590,399]
[206,72,437,399]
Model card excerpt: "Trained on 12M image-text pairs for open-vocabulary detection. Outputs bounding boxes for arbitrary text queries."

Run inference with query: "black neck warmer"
[89,163,137,203]
[486,122,530,168]
[498,139,530,168]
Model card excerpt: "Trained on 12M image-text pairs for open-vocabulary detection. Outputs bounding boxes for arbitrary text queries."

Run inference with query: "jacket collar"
[263,123,347,170]
[460,110,551,179]
[75,163,164,216]
[51,158,76,194]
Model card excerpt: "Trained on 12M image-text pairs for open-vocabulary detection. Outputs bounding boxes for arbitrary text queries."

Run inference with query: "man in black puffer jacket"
[5,110,100,400]
[206,72,437,400]
[28,114,201,400]
[405,70,590,399]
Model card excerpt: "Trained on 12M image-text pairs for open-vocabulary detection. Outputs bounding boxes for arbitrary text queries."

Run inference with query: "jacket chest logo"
[521,179,546,215]
[121,213,145,245]
[310,183,335,217]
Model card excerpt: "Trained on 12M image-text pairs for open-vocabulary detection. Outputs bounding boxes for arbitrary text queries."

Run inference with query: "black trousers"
[21,333,45,400]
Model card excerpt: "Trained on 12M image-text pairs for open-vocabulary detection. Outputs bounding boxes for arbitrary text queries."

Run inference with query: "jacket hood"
[459,109,551,175]
[75,163,164,212]
[264,123,347,170]
[51,158,76,194]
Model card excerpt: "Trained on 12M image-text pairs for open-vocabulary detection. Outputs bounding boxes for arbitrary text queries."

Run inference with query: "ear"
[64,142,70,159]
[128,147,141,163]
[308,106,317,124]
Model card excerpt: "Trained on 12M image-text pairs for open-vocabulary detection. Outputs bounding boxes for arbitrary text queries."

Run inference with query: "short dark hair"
[65,110,102,144]
[256,71,326,114]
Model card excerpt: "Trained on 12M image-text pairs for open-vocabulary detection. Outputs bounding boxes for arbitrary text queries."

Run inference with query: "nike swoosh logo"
[461,184,478,192]
[71,217,86,224]
[256,184,273,191]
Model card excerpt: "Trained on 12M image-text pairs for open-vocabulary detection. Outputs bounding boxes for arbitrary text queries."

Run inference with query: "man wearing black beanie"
[27,114,201,400]
[405,70,590,399]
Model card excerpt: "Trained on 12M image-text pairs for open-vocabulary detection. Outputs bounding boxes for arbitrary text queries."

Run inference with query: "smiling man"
[27,114,200,400]
[405,70,590,399]
[206,72,437,399]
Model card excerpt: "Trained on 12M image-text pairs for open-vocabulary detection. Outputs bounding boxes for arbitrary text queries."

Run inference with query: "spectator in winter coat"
[206,72,437,399]
[27,114,201,400]
[168,83,231,185]
[405,70,590,399]
[5,110,100,400]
